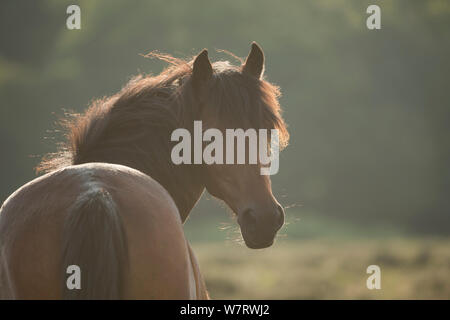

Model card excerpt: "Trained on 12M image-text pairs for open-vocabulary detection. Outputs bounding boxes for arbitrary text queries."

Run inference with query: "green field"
[184,211,450,299]
[191,239,450,299]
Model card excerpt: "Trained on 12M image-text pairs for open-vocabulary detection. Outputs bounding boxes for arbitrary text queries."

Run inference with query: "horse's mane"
[37,52,289,207]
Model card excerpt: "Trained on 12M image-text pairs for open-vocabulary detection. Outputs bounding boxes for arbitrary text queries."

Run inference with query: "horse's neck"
[134,135,204,223]
[162,92,206,221]
[137,95,205,222]
[80,98,204,223]
[163,164,205,222]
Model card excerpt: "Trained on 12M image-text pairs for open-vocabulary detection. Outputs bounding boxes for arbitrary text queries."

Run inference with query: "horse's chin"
[242,237,274,249]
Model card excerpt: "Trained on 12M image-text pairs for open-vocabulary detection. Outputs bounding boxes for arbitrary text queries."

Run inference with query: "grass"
[183,210,450,299]
[190,239,450,299]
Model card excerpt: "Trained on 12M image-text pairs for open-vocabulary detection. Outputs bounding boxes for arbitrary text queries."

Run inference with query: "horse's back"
[0,163,198,299]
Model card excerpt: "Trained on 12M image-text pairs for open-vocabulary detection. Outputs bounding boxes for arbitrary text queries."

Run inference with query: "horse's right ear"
[242,42,265,79]
[192,49,213,87]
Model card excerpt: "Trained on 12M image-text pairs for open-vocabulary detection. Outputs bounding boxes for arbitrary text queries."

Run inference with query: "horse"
[0,42,289,299]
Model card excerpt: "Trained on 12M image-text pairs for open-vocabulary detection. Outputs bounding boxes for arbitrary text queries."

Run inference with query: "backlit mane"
[38,51,289,215]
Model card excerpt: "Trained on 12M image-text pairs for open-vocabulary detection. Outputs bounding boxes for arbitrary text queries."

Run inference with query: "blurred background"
[1,0,449,298]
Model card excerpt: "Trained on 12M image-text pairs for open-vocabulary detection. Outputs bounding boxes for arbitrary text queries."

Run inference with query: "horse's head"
[190,43,289,249]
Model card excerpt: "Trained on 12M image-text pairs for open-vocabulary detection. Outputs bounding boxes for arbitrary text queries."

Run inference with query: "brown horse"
[0,43,289,299]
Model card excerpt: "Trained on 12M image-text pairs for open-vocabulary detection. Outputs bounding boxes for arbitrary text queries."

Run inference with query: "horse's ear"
[242,42,265,79]
[192,49,213,87]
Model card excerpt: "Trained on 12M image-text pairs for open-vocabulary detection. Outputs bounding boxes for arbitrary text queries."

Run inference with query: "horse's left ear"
[192,49,213,87]
[242,42,265,79]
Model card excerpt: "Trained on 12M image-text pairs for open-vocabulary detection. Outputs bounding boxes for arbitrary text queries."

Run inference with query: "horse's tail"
[61,187,128,299]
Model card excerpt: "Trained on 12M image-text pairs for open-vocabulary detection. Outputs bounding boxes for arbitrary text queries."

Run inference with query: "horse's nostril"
[240,208,257,226]
[238,209,256,228]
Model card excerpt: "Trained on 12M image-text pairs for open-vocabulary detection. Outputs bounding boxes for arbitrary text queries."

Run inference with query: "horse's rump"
[0,163,200,299]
